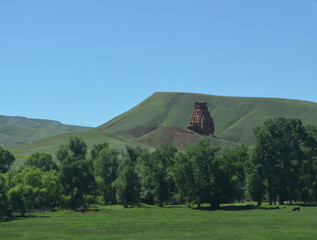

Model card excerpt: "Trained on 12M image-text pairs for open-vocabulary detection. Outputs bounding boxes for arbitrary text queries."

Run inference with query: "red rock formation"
[187,101,214,136]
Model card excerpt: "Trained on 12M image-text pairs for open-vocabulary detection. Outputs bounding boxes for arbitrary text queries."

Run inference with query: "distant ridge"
[0,115,91,147]
[96,92,317,146]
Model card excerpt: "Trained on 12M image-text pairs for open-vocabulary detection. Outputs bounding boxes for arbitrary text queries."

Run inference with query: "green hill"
[7,130,138,166]
[0,115,91,147]
[7,92,317,162]
[96,92,317,146]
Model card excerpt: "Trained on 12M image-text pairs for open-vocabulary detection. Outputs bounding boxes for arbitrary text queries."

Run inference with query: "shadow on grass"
[289,202,317,207]
[192,205,257,211]
[0,214,50,223]
[192,205,282,211]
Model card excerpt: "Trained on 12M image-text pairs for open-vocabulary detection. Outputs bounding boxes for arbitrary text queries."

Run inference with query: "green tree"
[124,145,143,165]
[0,174,9,217]
[58,137,95,209]
[298,125,317,202]
[8,167,63,214]
[56,136,87,162]
[41,170,63,210]
[91,142,109,159]
[137,144,177,206]
[172,152,195,203]
[8,183,32,216]
[221,145,249,201]
[24,152,58,172]
[93,146,119,204]
[251,117,311,205]
[178,139,232,209]
[56,144,69,162]
[68,136,87,158]
[113,164,140,207]
[59,155,95,210]
[245,149,266,206]
[0,147,15,174]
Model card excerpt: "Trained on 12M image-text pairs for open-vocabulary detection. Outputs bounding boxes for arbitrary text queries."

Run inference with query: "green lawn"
[1,204,316,240]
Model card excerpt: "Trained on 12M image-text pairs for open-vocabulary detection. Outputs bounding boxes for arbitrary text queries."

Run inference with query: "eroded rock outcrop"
[187,101,214,136]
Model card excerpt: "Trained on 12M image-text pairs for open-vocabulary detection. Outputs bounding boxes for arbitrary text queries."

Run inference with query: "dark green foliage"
[221,144,249,201]
[56,144,69,162]
[246,117,317,205]
[173,139,234,208]
[59,156,95,210]
[124,145,143,165]
[113,164,140,207]
[0,147,15,173]
[112,145,143,207]
[90,142,109,159]
[172,152,195,203]
[68,137,87,158]
[137,144,177,206]
[56,137,88,162]
[24,152,58,171]
[245,149,266,206]
[58,137,95,209]
[92,143,119,204]
[0,174,9,217]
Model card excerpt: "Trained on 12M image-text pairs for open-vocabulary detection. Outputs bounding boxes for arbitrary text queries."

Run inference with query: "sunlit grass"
[1,203,316,240]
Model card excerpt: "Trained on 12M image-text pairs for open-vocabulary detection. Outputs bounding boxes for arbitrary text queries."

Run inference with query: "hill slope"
[96,92,317,145]
[8,130,138,166]
[0,115,91,147]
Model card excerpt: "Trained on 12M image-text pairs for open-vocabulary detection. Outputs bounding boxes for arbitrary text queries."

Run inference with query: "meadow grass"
[1,204,316,240]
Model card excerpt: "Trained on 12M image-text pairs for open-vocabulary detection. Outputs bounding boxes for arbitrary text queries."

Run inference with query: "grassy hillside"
[7,92,317,161]
[0,115,91,147]
[96,92,317,145]
[7,130,139,166]
[136,126,237,150]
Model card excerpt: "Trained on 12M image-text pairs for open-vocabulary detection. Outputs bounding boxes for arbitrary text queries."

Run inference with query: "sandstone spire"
[187,101,214,136]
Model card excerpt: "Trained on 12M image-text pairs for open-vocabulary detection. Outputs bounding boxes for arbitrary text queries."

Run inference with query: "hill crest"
[0,115,91,147]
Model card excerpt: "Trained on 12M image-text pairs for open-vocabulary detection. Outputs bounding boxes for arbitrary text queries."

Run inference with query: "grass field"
[1,204,316,240]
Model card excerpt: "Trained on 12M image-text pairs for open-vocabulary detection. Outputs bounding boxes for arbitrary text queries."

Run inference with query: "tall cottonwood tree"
[137,144,177,206]
[0,147,15,174]
[112,145,144,207]
[58,137,95,209]
[92,143,119,204]
[173,139,232,208]
[0,174,9,217]
[247,117,317,204]
[24,152,57,172]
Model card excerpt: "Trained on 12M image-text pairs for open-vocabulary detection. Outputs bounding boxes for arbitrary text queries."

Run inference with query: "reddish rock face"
[187,101,214,136]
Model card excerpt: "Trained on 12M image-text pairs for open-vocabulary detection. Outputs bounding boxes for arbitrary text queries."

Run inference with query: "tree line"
[0,117,317,216]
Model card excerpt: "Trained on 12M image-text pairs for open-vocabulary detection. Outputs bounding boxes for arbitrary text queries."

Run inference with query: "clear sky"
[1,0,316,127]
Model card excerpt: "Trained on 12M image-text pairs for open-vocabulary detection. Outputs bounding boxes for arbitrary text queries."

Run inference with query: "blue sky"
[1,0,316,127]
